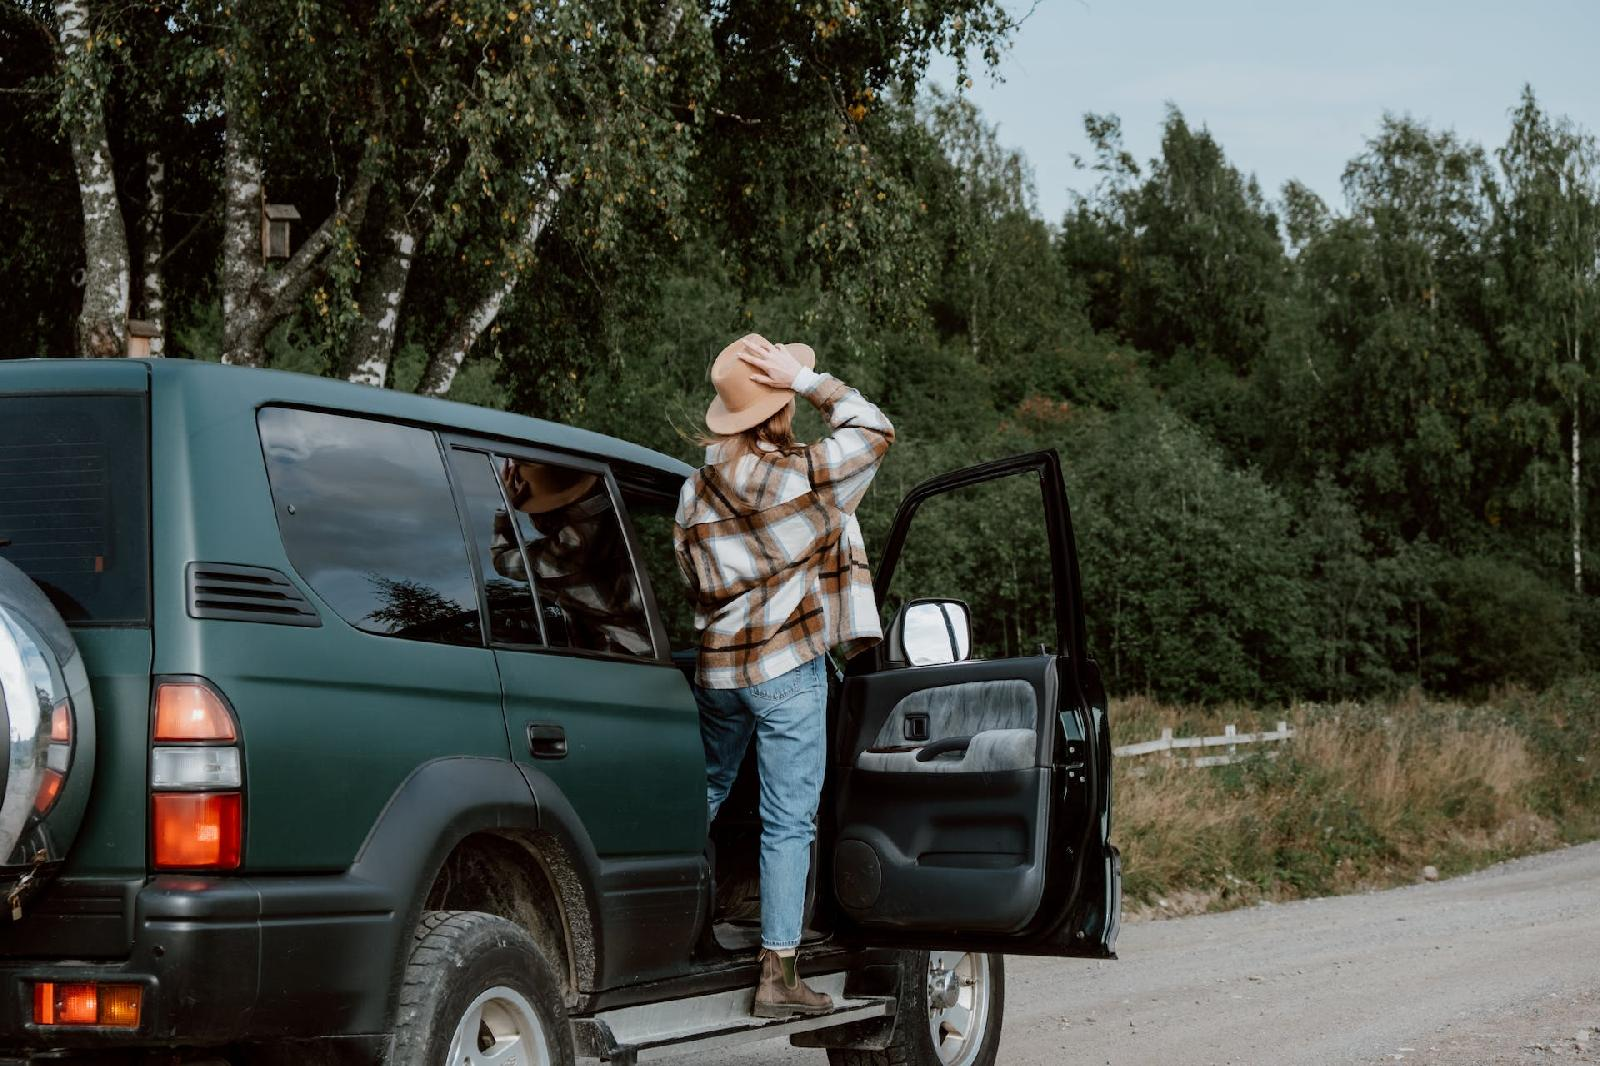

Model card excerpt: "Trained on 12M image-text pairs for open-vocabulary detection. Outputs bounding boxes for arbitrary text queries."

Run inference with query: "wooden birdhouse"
[261,202,301,260]
[126,319,161,358]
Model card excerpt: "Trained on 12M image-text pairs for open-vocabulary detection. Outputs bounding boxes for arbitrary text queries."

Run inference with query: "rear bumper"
[0,873,401,1053]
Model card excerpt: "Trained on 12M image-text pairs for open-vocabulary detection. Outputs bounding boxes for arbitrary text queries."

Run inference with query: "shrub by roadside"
[1112,675,1600,918]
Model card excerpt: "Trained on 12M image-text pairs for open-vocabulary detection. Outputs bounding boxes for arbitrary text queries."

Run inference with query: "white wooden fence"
[1113,721,1294,770]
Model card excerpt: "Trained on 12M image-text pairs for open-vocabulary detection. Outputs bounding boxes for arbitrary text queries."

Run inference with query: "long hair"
[694,399,800,463]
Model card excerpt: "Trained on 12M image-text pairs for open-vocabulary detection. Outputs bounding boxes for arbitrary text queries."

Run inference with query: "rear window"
[0,394,149,624]
[257,407,481,646]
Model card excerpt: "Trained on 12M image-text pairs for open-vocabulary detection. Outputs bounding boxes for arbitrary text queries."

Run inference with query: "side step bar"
[573,971,894,1064]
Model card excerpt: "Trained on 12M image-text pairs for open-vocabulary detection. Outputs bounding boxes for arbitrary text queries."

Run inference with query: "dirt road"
[701,841,1600,1065]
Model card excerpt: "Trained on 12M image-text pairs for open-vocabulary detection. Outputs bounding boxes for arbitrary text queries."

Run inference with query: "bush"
[1423,556,1582,695]
[1063,408,1316,703]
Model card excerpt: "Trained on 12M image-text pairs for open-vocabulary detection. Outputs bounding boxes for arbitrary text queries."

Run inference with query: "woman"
[674,333,894,1018]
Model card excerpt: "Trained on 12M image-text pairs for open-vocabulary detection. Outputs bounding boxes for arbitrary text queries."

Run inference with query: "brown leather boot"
[752,949,835,1019]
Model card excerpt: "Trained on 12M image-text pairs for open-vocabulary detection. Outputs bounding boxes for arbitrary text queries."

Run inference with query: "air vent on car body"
[186,563,321,627]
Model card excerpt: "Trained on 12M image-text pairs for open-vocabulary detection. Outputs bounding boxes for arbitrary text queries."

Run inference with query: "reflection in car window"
[447,448,543,646]
[495,457,654,658]
[257,408,480,646]
[621,492,697,654]
[881,473,1055,661]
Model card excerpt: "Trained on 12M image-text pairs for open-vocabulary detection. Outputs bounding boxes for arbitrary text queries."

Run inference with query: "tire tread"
[388,909,570,1065]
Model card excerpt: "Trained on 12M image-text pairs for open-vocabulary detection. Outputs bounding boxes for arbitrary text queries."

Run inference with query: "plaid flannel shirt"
[674,368,895,689]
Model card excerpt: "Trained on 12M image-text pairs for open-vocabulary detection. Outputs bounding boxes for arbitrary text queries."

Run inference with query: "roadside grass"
[1111,675,1600,918]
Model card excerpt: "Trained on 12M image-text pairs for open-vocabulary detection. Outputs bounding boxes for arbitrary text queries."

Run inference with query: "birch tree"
[51,0,130,356]
[1493,87,1600,594]
[138,152,164,352]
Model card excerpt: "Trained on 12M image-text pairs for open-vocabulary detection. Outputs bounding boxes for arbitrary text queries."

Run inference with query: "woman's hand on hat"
[737,335,804,390]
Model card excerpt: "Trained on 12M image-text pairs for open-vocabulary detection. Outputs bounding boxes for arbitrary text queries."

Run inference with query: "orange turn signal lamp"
[154,683,236,742]
[32,981,142,1028]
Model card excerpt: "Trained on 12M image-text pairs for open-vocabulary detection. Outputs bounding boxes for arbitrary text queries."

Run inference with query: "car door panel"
[439,437,710,985]
[828,450,1118,958]
[834,655,1058,933]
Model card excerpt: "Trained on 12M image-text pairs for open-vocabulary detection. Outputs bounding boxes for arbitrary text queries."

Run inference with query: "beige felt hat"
[704,337,816,435]
[501,459,600,515]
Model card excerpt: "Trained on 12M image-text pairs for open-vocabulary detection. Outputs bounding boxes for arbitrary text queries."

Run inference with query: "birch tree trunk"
[141,152,165,354]
[219,116,266,364]
[1574,346,1584,596]
[55,0,130,357]
[345,201,419,387]
[416,185,559,397]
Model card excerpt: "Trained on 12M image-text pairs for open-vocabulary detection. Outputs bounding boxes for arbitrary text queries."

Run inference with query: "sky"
[929,0,1600,224]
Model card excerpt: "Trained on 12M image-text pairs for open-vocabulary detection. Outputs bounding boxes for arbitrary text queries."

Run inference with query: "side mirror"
[889,598,973,666]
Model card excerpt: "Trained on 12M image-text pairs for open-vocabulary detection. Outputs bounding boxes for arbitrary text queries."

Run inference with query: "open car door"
[828,450,1119,958]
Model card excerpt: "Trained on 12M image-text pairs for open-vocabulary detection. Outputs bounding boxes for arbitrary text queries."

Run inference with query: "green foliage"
[1423,555,1582,694]
[0,5,78,354]
[1063,408,1316,703]
[6,10,1600,708]
[1059,107,1285,373]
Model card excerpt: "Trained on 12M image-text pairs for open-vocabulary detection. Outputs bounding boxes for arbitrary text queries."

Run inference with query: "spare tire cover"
[0,556,95,891]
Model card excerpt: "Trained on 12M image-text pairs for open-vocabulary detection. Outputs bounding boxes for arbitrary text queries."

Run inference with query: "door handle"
[527,723,568,760]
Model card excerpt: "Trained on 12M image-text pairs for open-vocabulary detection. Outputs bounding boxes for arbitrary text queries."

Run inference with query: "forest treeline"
[3,1,1597,703]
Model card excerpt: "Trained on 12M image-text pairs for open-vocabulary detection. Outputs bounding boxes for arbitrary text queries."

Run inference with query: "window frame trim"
[868,450,1079,670]
[439,433,672,665]
[441,443,548,649]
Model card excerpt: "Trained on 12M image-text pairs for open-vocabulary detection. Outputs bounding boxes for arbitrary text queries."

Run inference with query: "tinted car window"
[622,491,697,654]
[446,447,543,646]
[0,395,148,624]
[258,408,480,646]
[494,455,655,658]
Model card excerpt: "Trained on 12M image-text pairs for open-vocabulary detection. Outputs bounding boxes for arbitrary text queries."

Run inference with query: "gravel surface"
[697,840,1600,1065]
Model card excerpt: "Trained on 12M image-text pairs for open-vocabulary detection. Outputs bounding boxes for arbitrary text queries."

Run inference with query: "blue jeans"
[694,653,829,952]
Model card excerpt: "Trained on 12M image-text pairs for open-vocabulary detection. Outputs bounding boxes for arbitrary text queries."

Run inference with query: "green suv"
[0,357,1118,1066]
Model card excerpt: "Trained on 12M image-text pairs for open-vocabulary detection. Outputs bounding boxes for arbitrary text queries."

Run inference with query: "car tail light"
[152,793,242,868]
[32,981,142,1028]
[151,746,241,789]
[154,683,236,741]
[150,679,242,871]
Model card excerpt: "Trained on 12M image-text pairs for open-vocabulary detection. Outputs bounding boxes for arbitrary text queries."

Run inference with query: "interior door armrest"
[914,735,974,762]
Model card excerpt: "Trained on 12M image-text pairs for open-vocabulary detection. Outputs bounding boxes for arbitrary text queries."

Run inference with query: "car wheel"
[828,950,1004,1066]
[388,910,572,1066]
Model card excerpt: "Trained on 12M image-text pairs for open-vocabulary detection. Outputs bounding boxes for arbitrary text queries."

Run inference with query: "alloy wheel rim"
[926,950,990,1066]
[445,984,549,1066]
